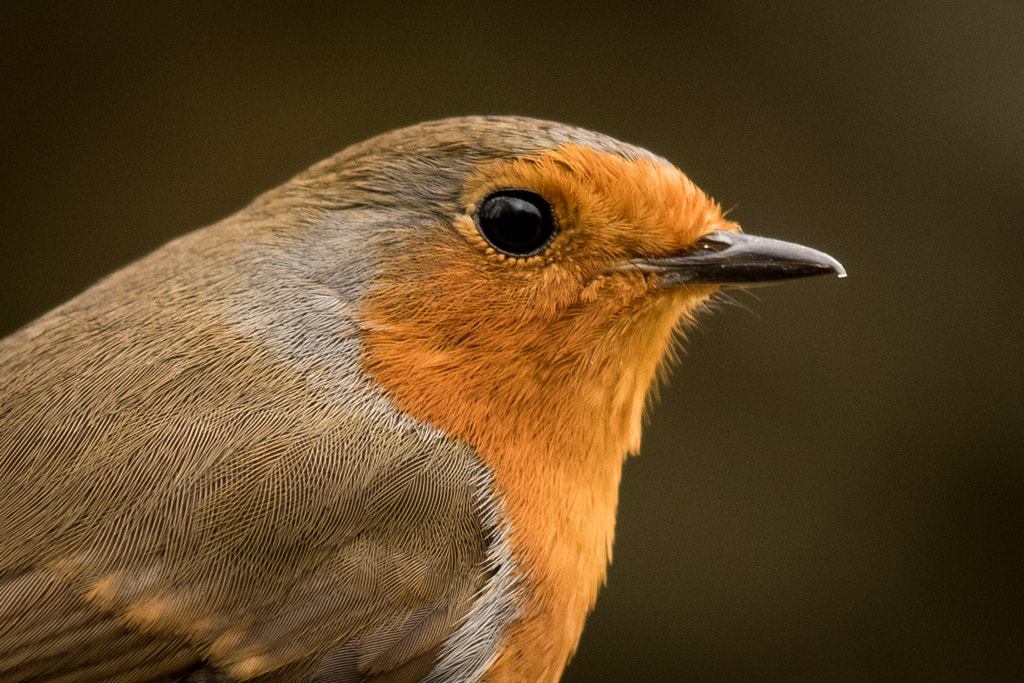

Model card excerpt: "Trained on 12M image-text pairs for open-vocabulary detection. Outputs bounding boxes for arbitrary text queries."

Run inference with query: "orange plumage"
[361,144,731,681]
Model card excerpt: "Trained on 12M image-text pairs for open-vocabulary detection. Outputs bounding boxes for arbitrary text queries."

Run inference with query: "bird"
[0,116,844,683]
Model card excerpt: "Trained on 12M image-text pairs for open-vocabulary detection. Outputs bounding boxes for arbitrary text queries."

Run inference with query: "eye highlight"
[474,189,557,257]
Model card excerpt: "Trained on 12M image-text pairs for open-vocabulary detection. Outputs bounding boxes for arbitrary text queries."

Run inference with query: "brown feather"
[0,126,507,680]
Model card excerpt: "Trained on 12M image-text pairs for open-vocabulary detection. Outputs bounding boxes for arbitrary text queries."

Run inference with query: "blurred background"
[1,1,1020,680]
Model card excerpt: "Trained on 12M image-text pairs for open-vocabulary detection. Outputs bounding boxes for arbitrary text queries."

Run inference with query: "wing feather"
[0,227,494,681]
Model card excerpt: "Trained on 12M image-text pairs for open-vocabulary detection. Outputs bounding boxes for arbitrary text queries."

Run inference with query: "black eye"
[475,189,557,257]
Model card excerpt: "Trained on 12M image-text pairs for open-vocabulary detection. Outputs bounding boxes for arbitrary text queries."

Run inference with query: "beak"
[619,230,846,288]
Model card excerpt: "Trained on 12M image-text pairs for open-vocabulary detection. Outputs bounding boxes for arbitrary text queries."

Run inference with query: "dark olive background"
[1,2,1021,681]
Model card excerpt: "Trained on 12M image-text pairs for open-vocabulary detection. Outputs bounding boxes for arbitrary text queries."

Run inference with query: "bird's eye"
[475,189,557,257]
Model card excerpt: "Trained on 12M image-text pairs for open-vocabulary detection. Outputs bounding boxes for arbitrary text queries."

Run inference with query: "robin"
[0,116,844,682]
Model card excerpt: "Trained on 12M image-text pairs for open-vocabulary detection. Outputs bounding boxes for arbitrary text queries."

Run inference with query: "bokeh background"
[1,2,1021,681]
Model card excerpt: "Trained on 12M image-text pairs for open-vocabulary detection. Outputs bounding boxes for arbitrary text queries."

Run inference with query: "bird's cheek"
[578,271,654,305]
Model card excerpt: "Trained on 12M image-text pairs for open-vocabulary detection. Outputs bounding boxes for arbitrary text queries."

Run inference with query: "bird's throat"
[360,284,699,681]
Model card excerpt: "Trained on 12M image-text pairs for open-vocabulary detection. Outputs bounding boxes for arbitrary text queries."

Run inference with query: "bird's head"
[264,117,842,468]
